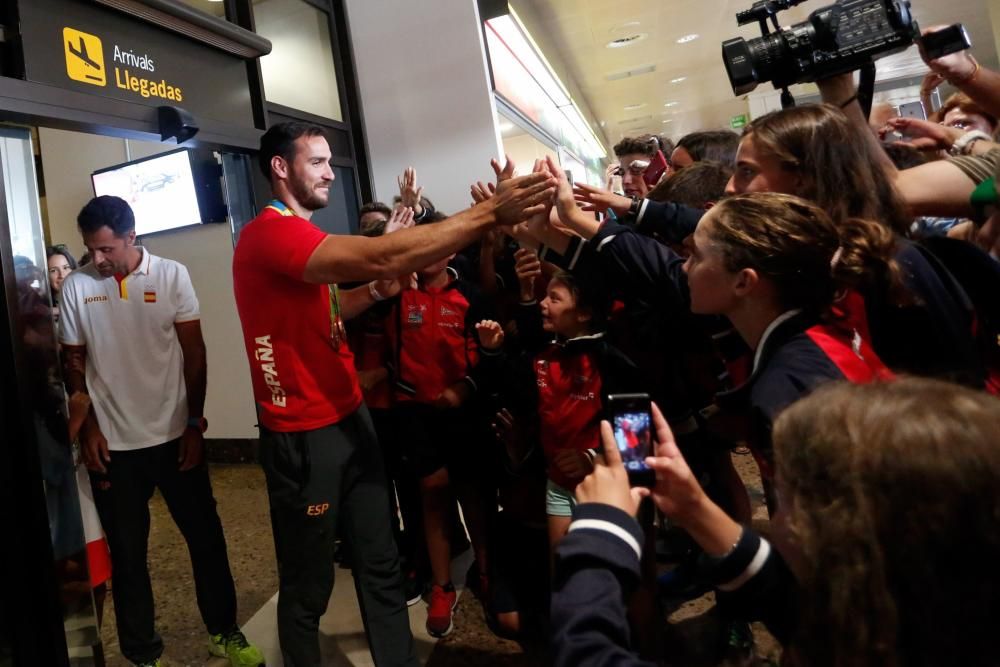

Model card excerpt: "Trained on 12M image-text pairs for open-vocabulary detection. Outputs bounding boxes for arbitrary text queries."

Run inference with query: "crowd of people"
[32,28,1000,667]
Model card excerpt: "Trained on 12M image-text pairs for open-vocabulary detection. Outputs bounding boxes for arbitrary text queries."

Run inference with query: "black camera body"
[722,0,918,95]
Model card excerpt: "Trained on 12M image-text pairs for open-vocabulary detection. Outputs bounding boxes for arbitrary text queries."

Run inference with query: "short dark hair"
[258,122,327,181]
[675,130,741,166]
[416,210,448,226]
[77,196,135,237]
[550,269,611,331]
[46,245,78,270]
[613,134,665,158]
[647,161,733,209]
[358,202,392,237]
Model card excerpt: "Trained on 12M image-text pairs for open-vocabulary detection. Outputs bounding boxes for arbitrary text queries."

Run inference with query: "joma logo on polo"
[84,295,109,304]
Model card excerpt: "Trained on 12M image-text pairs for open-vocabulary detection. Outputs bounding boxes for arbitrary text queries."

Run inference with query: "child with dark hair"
[476,249,641,554]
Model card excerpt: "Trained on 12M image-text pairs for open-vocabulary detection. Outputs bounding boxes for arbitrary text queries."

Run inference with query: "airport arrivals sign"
[18,0,254,128]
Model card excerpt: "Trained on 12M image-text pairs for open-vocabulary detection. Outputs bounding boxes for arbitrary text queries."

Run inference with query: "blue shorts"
[545,479,576,517]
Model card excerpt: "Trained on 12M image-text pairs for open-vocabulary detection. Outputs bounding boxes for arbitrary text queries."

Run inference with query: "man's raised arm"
[302,172,555,285]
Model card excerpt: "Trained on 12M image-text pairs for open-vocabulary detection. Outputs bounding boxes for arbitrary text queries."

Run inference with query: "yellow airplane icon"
[63,28,106,87]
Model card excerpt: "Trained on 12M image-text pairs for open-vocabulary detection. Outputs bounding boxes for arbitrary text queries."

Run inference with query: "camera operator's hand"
[573,182,632,217]
[576,424,648,516]
[879,117,964,151]
[475,319,505,351]
[918,25,978,84]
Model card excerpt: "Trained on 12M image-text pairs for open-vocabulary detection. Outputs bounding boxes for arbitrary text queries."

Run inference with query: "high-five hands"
[383,205,415,235]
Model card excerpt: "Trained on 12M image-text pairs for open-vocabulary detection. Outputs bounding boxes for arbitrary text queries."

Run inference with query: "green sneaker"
[208,627,265,667]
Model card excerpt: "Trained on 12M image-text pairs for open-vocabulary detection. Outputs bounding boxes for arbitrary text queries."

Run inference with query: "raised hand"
[490,154,516,183]
[492,172,557,227]
[513,247,541,301]
[879,116,964,151]
[384,205,415,235]
[573,182,632,216]
[918,25,979,83]
[475,319,505,350]
[470,180,496,205]
[397,167,424,214]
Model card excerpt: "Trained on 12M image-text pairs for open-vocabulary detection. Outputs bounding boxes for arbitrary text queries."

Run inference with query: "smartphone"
[898,100,926,121]
[606,393,655,487]
[919,24,972,61]
[643,150,668,187]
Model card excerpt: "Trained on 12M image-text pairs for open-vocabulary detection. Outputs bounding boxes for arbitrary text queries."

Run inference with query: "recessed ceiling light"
[664,102,679,107]
[676,34,700,44]
[662,119,673,124]
[670,77,687,84]
[623,103,647,111]
[606,33,648,48]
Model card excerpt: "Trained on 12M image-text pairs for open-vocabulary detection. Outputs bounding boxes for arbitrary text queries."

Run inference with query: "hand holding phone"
[606,393,655,487]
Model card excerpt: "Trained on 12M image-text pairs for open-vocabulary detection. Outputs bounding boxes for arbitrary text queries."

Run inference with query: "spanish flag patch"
[143,291,156,303]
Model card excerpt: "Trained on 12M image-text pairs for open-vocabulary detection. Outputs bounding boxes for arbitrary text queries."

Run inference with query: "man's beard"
[290,177,330,212]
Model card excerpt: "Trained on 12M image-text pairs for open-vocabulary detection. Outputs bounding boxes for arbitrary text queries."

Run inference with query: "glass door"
[0,126,103,666]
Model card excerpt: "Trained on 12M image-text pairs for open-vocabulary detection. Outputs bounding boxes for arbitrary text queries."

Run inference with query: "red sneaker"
[425,583,457,638]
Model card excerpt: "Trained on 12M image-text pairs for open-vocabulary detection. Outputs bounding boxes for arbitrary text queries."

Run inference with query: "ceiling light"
[623,103,646,111]
[676,34,700,44]
[606,64,656,81]
[662,119,673,124]
[606,33,648,48]
[664,102,679,107]
[670,77,687,84]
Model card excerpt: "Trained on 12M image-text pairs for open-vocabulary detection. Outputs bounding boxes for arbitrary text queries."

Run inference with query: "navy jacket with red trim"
[480,302,643,489]
[387,270,490,404]
[715,310,894,482]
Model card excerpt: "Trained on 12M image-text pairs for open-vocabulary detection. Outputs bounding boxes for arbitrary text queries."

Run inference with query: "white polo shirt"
[60,247,200,451]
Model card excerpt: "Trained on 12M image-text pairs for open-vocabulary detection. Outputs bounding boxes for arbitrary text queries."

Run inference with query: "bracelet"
[368,281,387,302]
[707,526,745,561]
[949,129,992,156]
[838,93,858,109]
[949,57,981,85]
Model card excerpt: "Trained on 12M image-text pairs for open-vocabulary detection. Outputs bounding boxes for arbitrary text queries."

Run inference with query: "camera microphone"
[736,0,808,27]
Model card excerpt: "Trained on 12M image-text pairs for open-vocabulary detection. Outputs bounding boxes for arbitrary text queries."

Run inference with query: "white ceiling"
[521,0,999,147]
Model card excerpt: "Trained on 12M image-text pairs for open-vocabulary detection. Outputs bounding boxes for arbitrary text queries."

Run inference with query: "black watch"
[628,196,643,218]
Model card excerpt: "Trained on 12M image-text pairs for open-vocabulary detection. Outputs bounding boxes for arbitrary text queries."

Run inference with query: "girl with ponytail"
[683,192,897,508]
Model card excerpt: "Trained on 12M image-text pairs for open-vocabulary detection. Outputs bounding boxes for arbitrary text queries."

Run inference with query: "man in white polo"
[59,195,262,667]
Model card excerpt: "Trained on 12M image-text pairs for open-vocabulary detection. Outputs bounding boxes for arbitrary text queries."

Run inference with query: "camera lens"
[722,38,757,95]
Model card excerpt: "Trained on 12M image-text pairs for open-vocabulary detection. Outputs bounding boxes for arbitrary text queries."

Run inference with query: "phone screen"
[613,410,652,472]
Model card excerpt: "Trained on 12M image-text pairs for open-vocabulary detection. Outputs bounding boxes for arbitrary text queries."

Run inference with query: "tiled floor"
[239,550,473,666]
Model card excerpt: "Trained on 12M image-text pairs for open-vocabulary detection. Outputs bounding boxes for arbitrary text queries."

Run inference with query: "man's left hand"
[178,427,205,471]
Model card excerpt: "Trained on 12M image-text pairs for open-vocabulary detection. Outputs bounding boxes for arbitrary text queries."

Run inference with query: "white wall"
[344,0,503,214]
[37,128,258,439]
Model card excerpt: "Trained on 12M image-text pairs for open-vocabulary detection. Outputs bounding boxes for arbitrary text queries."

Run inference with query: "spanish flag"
[144,291,156,303]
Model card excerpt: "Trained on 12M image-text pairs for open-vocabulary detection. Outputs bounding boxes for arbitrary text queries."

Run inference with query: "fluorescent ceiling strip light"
[487,10,607,159]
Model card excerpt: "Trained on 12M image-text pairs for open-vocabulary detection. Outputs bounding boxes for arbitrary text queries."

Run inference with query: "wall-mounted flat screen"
[92,148,223,236]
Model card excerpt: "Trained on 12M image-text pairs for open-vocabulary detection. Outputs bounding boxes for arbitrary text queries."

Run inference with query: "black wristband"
[628,196,642,218]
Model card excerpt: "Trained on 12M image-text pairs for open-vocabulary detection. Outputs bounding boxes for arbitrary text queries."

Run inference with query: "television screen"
[92,149,204,236]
